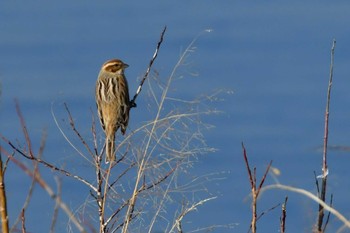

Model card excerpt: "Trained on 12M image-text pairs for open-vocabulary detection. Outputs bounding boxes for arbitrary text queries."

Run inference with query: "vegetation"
[0,28,224,233]
[0,30,349,233]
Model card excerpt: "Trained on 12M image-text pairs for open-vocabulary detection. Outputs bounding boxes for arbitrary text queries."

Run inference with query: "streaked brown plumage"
[95,59,130,162]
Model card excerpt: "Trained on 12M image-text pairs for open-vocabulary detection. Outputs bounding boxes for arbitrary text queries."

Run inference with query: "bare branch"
[242,143,272,233]
[0,148,87,233]
[21,209,26,233]
[10,138,42,232]
[256,160,272,197]
[256,202,280,221]
[15,99,34,158]
[64,103,95,158]
[317,38,336,231]
[2,135,96,192]
[50,177,62,233]
[280,196,288,233]
[1,105,97,193]
[242,143,254,190]
[0,153,9,233]
[323,194,333,232]
[130,26,167,108]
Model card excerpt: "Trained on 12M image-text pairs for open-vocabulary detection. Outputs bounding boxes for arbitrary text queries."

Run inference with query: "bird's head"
[101,59,129,74]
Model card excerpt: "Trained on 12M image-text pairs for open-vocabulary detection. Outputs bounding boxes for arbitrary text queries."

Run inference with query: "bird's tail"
[105,135,116,163]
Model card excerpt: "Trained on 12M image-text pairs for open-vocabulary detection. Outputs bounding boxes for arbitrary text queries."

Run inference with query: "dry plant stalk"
[21,209,26,233]
[0,155,9,233]
[317,38,336,232]
[242,143,272,233]
[280,196,288,233]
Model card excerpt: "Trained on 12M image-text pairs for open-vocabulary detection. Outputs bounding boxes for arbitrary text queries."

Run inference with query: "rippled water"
[1,2,350,232]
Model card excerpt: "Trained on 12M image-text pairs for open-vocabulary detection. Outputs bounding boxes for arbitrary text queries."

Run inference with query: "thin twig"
[242,143,254,191]
[148,164,178,233]
[104,199,130,230]
[50,176,62,233]
[280,196,288,233]
[10,131,45,232]
[242,143,272,233]
[2,135,96,192]
[256,160,272,198]
[21,209,26,233]
[51,103,91,162]
[323,194,333,232]
[15,99,33,158]
[1,104,97,192]
[64,103,95,157]
[1,148,86,233]
[171,197,217,233]
[108,162,136,191]
[140,163,179,192]
[129,26,167,108]
[314,171,320,195]
[256,203,280,221]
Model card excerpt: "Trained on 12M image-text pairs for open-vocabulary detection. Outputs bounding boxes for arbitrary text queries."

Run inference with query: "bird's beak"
[123,63,129,68]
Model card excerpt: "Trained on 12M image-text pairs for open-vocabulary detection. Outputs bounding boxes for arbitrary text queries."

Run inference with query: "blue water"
[2,1,350,232]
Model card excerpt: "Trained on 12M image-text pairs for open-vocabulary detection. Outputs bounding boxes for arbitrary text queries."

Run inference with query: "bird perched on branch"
[95,59,130,163]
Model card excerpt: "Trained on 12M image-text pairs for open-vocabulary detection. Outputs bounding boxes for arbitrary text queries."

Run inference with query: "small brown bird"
[95,59,130,162]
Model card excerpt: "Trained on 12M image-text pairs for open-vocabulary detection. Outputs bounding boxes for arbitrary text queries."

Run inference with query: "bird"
[95,59,130,163]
